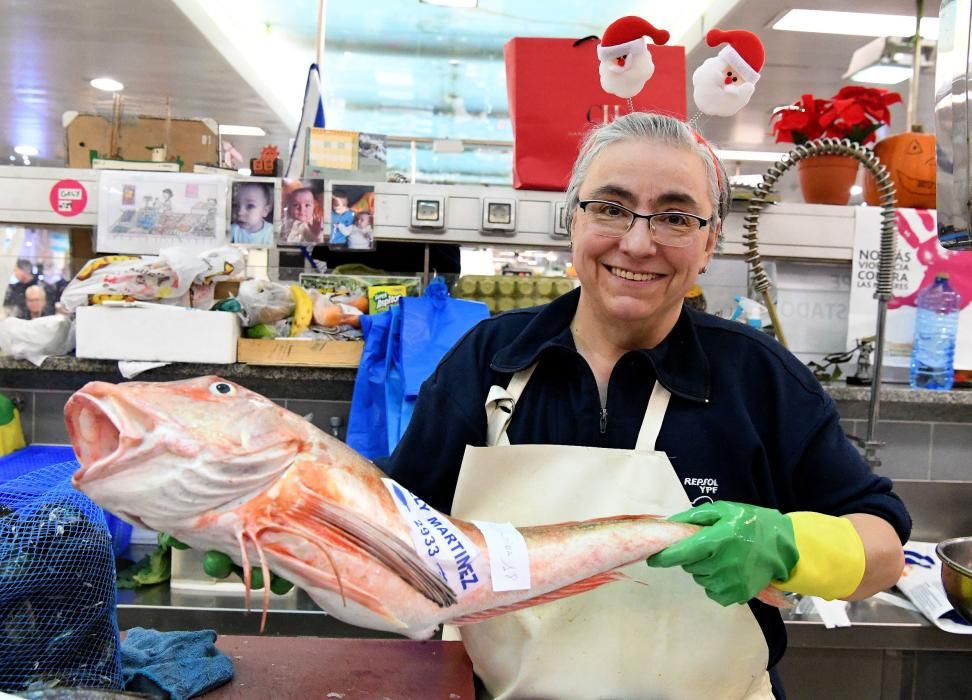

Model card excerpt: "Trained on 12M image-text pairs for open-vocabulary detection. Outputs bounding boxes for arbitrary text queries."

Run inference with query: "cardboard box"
[237,338,363,367]
[65,113,219,172]
[76,304,240,364]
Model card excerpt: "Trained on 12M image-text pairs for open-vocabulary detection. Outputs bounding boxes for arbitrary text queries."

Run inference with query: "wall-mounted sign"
[49,179,88,217]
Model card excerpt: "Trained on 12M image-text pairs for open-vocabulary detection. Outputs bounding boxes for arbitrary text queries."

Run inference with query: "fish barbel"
[67,376,782,639]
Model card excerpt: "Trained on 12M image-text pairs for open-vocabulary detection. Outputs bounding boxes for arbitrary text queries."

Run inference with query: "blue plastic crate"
[0,445,133,555]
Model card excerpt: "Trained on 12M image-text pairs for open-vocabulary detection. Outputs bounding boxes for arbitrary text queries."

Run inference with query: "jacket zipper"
[600,407,608,434]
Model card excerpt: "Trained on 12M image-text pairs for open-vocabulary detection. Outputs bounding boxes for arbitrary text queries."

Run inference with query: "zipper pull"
[600,407,608,434]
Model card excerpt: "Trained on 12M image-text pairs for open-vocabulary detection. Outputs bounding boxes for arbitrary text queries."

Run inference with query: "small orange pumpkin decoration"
[863,132,936,208]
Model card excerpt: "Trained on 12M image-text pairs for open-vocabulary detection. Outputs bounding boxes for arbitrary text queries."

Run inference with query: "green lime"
[246,323,277,339]
[247,567,265,589]
[270,575,294,595]
[203,551,234,579]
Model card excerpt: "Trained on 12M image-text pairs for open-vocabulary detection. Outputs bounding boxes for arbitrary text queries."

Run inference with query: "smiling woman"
[383,111,910,700]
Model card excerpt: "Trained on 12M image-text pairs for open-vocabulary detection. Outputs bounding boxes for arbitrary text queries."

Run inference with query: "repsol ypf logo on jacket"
[683,476,719,505]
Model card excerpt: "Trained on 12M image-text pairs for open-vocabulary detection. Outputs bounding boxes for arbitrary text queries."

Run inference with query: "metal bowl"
[937,537,972,624]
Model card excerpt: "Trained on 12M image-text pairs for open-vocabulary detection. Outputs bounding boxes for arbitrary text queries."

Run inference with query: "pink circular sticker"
[49,179,88,217]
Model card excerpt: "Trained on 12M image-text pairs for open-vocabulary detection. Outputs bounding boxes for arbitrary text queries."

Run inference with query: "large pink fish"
[67,376,783,639]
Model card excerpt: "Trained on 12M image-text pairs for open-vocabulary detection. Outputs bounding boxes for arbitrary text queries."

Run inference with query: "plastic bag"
[61,247,245,312]
[0,315,75,366]
[0,460,123,691]
[236,279,295,326]
[347,278,489,459]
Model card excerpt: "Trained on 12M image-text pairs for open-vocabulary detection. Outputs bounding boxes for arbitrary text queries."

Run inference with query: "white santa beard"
[599,53,655,99]
[692,58,755,117]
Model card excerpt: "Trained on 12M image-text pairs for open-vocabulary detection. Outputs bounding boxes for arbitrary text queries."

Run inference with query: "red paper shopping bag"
[504,37,686,191]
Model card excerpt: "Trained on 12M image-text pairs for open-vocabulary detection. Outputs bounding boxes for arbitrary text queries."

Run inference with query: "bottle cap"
[935,273,950,281]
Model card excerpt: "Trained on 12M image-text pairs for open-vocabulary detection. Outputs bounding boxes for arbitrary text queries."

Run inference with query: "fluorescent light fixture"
[420,0,477,7]
[773,10,938,40]
[13,145,38,156]
[716,149,791,162]
[849,64,913,84]
[843,36,933,84]
[90,77,124,92]
[850,185,863,195]
[218,124,267,136]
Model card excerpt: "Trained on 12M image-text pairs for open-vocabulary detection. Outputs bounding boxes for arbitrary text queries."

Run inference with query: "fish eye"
[209,381,235,396]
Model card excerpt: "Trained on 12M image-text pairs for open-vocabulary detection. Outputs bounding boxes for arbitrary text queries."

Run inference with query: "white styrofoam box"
[76,303,240,364]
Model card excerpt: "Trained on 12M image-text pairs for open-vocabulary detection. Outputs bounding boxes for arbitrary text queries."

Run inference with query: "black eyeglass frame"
[577,199,712,240]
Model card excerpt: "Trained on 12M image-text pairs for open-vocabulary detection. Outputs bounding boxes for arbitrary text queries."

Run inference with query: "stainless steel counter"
[115,582,972,652]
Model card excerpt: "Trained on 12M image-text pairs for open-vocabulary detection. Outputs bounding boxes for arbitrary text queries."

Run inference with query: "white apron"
[446,365,773,700]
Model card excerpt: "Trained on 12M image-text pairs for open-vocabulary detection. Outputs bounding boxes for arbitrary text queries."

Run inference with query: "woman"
[385,112,909,699]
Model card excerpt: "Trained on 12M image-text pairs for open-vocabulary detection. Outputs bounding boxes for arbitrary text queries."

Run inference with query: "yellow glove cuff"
[770,512,865,600]
[0,408,26,456]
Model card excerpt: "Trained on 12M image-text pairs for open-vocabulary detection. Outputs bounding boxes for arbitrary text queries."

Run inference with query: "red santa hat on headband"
[597,16,671,99]
[706,29,764,85]
[692,29,766,117]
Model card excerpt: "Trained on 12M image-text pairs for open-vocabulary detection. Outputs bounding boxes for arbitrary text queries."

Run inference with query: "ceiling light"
[850,185,863,195]
[716,149,791,162]
[14,145,38,157]
[420,0,478,7]
[843,36,934,84]
[773,10,938,40]
[90,77,124,92]
[848,65,914,84]
[218,124,267,136]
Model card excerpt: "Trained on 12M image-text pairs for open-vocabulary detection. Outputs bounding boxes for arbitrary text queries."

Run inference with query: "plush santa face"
[599,49,655,99]
[692,55,755,117]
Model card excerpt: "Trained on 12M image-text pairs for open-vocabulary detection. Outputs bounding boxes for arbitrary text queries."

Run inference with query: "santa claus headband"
[597,15,670,61]
[706,29,764,85]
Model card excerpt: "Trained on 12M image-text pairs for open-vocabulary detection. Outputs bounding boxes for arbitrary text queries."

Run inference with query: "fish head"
[67,376,310,529]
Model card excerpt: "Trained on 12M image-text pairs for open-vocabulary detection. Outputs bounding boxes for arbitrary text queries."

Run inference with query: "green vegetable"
[116,543,171,589]
[203,551,234,579]
[270,575,294,595]
[246,322,278,339]
[158,532,190,550]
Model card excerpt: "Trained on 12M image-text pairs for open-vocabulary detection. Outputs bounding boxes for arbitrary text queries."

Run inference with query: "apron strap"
[634,381,671,452]
[485,364,537,447]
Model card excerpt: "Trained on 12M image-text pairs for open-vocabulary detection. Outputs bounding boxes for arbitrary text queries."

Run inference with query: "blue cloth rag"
[121,627,234,700]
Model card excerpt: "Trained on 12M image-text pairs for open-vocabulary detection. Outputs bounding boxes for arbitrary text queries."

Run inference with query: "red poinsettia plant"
[771,86,902,145]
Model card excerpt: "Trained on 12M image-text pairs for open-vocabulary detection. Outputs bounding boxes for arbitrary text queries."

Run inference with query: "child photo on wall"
[330,184,375,251]
[230,178,278,247]
[279,178,325,246]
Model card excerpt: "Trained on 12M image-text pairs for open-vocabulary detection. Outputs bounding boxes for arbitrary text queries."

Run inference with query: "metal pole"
[865,300,890,467]
[316,0,327,69]
[907,0,924,130]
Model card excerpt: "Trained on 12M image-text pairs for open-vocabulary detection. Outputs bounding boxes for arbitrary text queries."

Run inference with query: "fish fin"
[450,570,626,625]
[288,483,457,608]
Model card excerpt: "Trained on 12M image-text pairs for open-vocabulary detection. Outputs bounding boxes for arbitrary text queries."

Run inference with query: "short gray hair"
[564,112,730,234]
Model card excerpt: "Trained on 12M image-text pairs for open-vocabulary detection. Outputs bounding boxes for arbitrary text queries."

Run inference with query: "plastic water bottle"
[909,274,962,390]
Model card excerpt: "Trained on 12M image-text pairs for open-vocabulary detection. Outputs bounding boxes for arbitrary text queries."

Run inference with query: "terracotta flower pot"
[863,132,937,208]
[797,155,861,205]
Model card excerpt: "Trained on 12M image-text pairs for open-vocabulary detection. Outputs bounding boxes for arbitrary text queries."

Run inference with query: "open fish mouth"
[66,392,126,484]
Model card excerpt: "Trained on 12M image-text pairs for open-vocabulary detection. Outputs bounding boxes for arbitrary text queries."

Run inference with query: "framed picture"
[96,171,229,254]
[329,184,375,252]
[278,178,326,247]
[229,177,280,248]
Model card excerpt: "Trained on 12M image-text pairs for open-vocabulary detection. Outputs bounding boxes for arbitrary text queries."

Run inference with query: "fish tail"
[756,585,793,609]
[450,570,627,625]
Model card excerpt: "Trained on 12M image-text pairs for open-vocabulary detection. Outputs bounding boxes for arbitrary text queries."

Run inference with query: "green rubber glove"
[646,501,798,606]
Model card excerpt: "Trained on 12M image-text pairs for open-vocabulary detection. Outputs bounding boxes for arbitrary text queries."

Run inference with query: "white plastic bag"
[0,315,75,366]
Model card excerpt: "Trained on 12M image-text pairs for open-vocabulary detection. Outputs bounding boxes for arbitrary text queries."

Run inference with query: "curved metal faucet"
[741,137,898,469]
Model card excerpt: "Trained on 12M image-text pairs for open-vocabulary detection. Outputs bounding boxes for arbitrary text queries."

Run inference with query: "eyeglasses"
[577,200,711,247]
